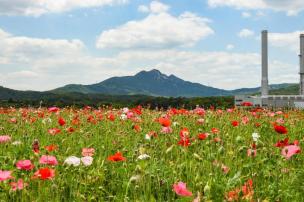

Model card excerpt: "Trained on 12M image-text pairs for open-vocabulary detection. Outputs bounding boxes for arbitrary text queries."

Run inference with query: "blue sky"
[0,0,303,91]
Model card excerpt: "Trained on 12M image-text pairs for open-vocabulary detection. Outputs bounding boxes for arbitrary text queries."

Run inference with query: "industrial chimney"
[261,30,269,96]
[300,34,304,95]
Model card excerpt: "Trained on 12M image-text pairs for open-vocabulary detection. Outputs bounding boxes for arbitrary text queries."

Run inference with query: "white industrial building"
[235,31,304,108]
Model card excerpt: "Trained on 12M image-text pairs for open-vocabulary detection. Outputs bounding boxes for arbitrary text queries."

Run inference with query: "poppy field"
[0,106,304,201]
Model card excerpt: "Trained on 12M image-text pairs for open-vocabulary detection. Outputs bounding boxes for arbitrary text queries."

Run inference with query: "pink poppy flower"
[48,128,61,136]
[126,112,134,119]
[227,108,234,113]
[242,116,249,125]
[281,145,301,159]
[0,170,13,181]
[82,148,95,157]
[221,164,230,174]
[196,118,205,125]
[194,107,205,116]
[48,107,60,113]
[173,182,193,197]
[161,126,173,134]
[10,179,28,191]
[9,118,17,124]
[16,160,34,171]
[39,155,58,165]
[276,118,285,125]
[247,149,257,157]
[0,135,11,143]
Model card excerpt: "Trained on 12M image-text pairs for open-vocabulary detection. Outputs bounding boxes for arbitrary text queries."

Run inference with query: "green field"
[0,106,303,201]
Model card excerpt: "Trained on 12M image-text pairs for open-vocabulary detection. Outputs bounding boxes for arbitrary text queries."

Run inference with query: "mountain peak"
[136,69,162,76]
[52,69,230,97]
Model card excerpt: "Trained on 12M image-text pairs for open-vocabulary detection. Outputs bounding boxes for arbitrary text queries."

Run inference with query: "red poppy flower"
[178,138,191,147]
[198,133,209,140]
[87,115,97,124]
[58,117,66,126]
[72,117,80,125]
[107,152,126,162]
[254,123,261,127]
[33,168,55,180]
[274,125,288,134]
[179,128,190,139]
[84,106,92,110]
[66,127,75,133]
[241,102,253,107]
[107,113,115,121]
[231,121,239,127]
[158,117,171,127]
[131,106,142,115]
[293,140,299,146]
[226,188,240,201]
[211,128,220,134]
[275,138,289,148]
[44,144,58,152]
[242,179,254,200]
[133,124,141,132]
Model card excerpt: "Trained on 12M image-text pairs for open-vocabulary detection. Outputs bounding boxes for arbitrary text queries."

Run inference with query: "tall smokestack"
[261,30,269,96]
[300,34,304,95]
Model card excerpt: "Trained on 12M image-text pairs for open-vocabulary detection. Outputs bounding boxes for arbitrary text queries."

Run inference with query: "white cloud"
[6,71,39,79]
[226,44,235,50]
[256,11,266,17]
[238,29,255,38]
[208,0,266,10]
[0,28,299,91]
[208,0,304,15]
[149,1,170,13]
[0,28,85,65]
[96,11,214,49]
[138,1,170,14]
[0,0,128,16]
[269,31,304,52]
[138,5,149,13]
[242,12,251,18]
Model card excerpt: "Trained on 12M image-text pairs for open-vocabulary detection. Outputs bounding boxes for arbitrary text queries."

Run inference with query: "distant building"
[235,31,304,109]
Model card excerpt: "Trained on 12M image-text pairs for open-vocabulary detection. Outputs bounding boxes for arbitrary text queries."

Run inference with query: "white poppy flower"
[145,134,151,140]
[130,175,141,182]
[64,156,81,167]
[137,154,151,160]
[122,107,129,113]
[12,141,22,145]
[252,132,260,142]
[120,114,127,120]
[81,156,93,166]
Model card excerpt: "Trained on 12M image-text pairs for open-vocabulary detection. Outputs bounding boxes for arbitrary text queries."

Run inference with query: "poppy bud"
[32,139,39,153]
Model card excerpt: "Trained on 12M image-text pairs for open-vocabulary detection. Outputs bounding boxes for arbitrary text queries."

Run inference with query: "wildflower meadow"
[0,106,303,201]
